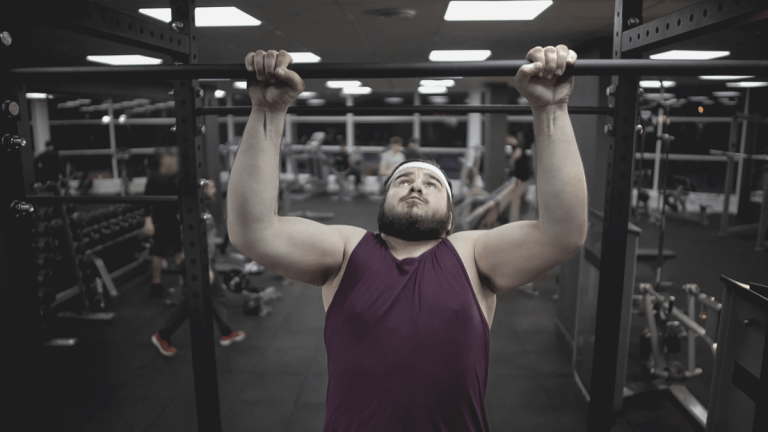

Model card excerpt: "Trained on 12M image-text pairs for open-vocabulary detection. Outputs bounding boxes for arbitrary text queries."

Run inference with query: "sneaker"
[244,262,265,275]
[150,283,165,298]
[220,331,246,347]
[151,333,177,357]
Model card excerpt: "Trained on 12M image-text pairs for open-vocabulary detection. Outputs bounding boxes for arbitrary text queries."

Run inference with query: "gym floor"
[37,195,767,432]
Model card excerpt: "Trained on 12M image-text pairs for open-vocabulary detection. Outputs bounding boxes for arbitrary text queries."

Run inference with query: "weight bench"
[636,247,677,289]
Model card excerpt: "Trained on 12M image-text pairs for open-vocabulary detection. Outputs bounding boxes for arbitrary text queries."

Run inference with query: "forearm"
[531,104,588,244]
[227,108,286,239]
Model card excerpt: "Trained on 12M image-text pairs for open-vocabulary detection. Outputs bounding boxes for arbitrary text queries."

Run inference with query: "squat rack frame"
[2,1,767,431]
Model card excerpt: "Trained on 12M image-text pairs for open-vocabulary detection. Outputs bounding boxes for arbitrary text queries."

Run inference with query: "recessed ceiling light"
[429,50,491,62]
[649,50,730,60]
[444,1,553,21]
[712,91,740,98]
[341,86,372,96]
[26,93,49,99]
[420,79,456,87]
[384,97,404,105]
[86,55,163,66]
[418,86,448,94]
[642,93,676,100]
[326,80,362,89]
[298,91,318,99]
[428,96,450,104]
[687,96,710,102]
[233,81,247,89]
[639,80,677,88]
[289,52,321,63]
[139,7,261,27]
[701,99,715,105]
[214,90,227,98]
[699,75,754,80]
[726,82,768,88]
[306,99,326,106]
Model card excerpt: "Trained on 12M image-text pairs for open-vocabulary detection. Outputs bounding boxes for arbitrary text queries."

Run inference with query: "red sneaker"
[220,331,246,347]
[151,333,177,357]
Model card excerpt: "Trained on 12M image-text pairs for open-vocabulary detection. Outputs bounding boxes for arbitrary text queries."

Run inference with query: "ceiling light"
[341,86,372,96]
[86,55,163,66]
[233,81,247,89]
[384,97,404,105]
[133,98,151,105]
[701,99,715,106]
[642,93,676,100]
[118,114,128,124]
[712,91,740,98]
[101,115,112,124]
[428,96,450,104]
[699,75,754,80]
[649,50,730,60]
[639,80,676,88]
[726,82,768,88]
[429,50,491,62]
[420,79,456,87]
[444,1,553,21]
[214,90,227,99]
[516,96,529,105]
[718,98,738,105]
[418,86,448,94]
[306,99,326,106]
[326,80,362,89]
[687,96,710,103]
[289,52,321,63]
[297,91,318,99]
[26,93,49,99]
[139,7,261,27]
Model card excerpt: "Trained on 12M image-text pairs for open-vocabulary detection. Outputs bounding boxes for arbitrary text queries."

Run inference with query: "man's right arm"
[227,50,350,286]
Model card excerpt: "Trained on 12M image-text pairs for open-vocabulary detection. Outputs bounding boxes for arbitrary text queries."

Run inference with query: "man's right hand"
[244,50,305,112]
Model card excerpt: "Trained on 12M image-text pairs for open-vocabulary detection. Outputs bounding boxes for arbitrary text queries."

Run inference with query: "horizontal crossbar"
[25,195,177,204]
[200,105,613,116]
[9,60,768,82]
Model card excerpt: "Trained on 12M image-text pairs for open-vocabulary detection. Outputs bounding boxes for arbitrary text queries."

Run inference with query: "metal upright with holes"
[169,1,222,431]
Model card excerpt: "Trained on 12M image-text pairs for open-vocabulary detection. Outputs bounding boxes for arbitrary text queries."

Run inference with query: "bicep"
[474,221,580,294]
[229,216,351,286]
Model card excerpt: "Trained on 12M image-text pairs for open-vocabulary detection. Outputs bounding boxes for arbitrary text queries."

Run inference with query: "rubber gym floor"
[37,194,768,432]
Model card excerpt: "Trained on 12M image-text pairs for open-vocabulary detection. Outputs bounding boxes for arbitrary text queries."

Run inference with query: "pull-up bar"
[199,105,613,116]
[9,60,768,82]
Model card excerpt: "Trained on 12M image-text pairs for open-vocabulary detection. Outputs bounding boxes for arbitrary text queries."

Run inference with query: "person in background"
[34,140,64,185]
[143,148,183,298]
[403,137,424,161]
[379,136,405,178]
[151,179,247,356]
[506,135,534,223]
[331,136,362,193]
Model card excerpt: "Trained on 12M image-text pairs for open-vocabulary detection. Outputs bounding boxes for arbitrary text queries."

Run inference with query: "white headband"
[387,162,452,202]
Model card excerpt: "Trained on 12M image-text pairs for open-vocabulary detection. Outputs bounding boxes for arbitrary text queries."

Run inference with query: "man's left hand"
[514,45,578,109]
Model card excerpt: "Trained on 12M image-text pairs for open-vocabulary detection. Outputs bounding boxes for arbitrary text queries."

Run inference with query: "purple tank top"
[323,232,491,432]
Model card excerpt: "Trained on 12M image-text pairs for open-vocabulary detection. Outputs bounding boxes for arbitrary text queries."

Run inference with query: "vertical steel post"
[107,98,118,181]
[170,1,222,431]
[587,0,642,430]
[720,115,739,235]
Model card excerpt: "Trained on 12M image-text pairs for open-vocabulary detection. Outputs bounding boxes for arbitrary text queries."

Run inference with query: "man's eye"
[400,181,410,186]
[426,183,436,188]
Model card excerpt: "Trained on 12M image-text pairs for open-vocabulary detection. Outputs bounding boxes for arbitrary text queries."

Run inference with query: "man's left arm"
[474,45,588,295]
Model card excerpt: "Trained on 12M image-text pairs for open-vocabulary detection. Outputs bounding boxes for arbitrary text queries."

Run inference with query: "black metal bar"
[199,105,613,116]
[25,195,178,204]
[621,0,768,52]
[170,1,222,431]
[9,59,768,82]
[36,0,190,57]
[588,1,643,431]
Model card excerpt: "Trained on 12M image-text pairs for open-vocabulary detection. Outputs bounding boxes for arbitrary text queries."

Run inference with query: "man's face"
[378,168,452,241]
[391,143,402,153]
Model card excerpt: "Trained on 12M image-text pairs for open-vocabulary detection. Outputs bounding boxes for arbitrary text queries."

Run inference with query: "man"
[506,134,534,223]
[143,148,183,298]
[379,135,405,177]
[151,179,246,356]
[34,140,64,184]
[228,46,587,431]
[403,136,424,161]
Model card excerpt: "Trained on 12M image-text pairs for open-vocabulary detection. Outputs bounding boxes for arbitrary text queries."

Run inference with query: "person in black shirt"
[331,137,362,192]
[34,140,64,185]
[143,148,183,298]
[402,137,424,161]
[506,135,535,222]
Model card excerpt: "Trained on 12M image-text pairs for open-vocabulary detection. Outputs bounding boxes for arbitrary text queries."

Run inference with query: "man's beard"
[377,199,451,241]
